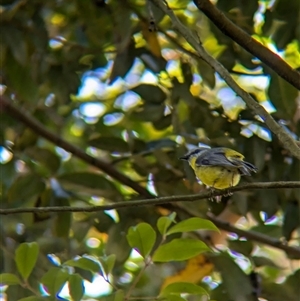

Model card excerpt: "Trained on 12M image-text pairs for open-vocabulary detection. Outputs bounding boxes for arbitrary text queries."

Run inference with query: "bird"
[180,147,257,190]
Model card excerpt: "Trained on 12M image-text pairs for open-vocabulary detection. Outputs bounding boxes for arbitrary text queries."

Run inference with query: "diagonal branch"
[0,95,152,198]
[207,215,300,258]
[193,0,300,90]
[172,204,300,258]
[151,0,300,160]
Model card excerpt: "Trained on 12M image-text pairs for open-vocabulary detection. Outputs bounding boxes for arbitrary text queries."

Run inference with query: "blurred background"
[0,0,300,300]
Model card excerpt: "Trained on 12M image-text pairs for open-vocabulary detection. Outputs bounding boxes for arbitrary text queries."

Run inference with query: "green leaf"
[73,221,92,242]
[250,224,281,239]
[41,267,69,296]
[197,59,216,89]
[210,283,231,301]
[15,242,39,280]
[171,79,196,105]
[105,223,132,264]
[93,212,115,233]
[50,193,70,232]
[131,103,165,122]
[69,274,85,301]
[89,136,129,152]
[2,25,27,65]
[6,53,38,102]
[167,217,219,235]
[25,147,60,174]
[64,257,100,273]
[181,62,193,86]
[126,223,156,258]
[8,174,45,203]
[18,297,46,301]
[152,238,210,262]
[114,290,125,301]
[252,256,280,268]
[228,240,254,256]
[58,172,121,198]
[161,282,208,296]
[152,114,172,130]
[268,73,298,119]
[146,138,177,150]
[261,281,297,301]
[74,268,93,283]
[211,253,256,301]
[0,273,20,285]
[163,296,187,301]
[285,269,300,299]
[54,210,72,238]
[283,201,300,241]
[109,39,135,84]
[99,254,116,278]
[217,48,236,70]
[132,84,166,104]
[138,49,167,73]
[157,212,177,235]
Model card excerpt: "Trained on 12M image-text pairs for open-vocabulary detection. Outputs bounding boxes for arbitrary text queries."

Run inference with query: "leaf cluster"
[1,0,300,300]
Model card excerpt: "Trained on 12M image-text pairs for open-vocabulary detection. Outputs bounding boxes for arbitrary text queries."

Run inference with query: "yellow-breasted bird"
[180,147,257,190]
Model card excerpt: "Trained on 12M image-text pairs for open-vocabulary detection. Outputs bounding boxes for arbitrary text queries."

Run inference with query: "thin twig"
[1,181,300,256]
[151,0,300,160]
[124,259,151,300]
[21,280,41,296]
[0,181,299,215]
[125,224,167,299]
[1,181,300,257]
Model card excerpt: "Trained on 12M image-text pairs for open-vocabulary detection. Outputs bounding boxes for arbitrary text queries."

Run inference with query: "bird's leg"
[214,194,222,203]
[208,185,222,202]
[223,189,233,197]
[208,186,215,201]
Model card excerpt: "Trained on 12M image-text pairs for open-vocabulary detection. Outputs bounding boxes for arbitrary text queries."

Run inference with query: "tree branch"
[1,181,300,257]
[193,0,300,90]
[1,181,299,215]
[151,0,300,160]
[207,215,300,258]
[0,96,152,198]
[172,204,300,258]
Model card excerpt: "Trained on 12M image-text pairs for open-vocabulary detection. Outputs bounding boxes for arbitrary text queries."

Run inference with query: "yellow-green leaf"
[152,238,210,262]
[127,223,156,258]
[0,273,20,285]
[167,217,219,235]
[69,273,85,301]
[15,242,39,280]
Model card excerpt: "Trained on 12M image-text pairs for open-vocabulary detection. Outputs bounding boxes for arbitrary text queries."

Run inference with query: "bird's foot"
[223,188,233,197]
[208,187,222,202]
[208,187,233,202]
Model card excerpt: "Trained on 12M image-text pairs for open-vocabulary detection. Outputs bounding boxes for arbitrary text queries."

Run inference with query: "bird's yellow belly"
[195,166,241,190]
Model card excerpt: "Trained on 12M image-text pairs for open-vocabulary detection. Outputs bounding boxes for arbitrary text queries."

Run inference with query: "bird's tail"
[231,159,258,176]
[239,161,258,176]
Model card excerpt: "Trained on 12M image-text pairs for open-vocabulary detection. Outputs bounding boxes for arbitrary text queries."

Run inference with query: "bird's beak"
[179,155,189,160]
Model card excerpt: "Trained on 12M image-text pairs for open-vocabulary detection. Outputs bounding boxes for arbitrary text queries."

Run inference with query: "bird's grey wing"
[195,151,238,168]
[195,150,258,175]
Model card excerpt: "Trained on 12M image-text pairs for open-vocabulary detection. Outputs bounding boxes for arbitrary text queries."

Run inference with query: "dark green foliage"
[1,0,299,300]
